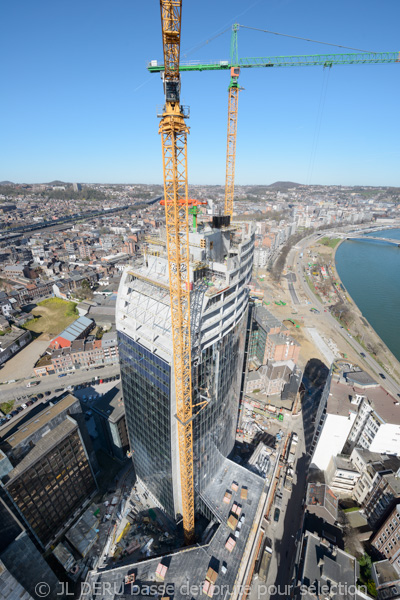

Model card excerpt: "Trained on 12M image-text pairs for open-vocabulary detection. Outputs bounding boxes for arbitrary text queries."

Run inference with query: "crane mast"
[225,24,240,218]
[158,0,194,543]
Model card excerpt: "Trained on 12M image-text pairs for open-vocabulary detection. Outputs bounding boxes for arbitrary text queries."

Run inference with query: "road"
[286,272,300,305]
[248,383,324,600]
[0,363,120,409]
[290,235,400,398]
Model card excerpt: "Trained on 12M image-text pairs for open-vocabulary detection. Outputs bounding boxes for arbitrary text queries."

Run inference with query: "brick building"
[372,503,400,566]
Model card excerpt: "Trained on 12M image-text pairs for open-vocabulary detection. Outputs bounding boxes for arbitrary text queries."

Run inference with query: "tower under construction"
[116,216,255,520]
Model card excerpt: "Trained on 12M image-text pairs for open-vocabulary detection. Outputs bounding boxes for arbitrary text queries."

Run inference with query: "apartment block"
[311,370,400,471]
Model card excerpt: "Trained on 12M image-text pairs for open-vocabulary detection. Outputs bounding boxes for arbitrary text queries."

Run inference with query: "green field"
[0,400,15,415]
[23,298,78,338]
[319,237,341,249]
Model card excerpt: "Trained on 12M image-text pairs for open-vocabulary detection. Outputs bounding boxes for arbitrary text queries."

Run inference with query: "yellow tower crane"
[158,0,195,544]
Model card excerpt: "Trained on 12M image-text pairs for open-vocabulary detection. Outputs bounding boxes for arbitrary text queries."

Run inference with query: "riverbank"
[331,239,400,382]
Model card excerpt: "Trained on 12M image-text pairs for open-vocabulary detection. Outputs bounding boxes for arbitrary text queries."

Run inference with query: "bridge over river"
[346,235,400,246]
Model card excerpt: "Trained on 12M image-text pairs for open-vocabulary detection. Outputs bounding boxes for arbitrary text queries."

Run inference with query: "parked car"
[274,508,280,522]
[21,404,27,409]
[45,391,51,396]
[26,400,34,406]
[58,373,67,378]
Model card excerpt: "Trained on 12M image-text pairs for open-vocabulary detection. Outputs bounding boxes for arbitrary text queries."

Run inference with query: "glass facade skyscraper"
[118,331,174,515]
[116,222,254,518]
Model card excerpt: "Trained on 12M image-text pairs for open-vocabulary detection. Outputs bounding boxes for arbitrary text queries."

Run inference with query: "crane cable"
[238,25,376,54]
[306,67,331,185]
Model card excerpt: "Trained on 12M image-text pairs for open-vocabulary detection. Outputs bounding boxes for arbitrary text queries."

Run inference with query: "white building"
[311,373,400,471]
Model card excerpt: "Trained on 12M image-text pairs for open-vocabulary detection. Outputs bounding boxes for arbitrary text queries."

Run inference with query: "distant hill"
[267,181,301,189]
[0,181,14,185]
[47,180,68,186]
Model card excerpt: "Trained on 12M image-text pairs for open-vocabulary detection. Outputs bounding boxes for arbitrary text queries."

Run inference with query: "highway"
[290,234,400,398]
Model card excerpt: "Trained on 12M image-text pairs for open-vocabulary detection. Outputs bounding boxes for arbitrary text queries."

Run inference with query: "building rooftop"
[372,559,400,587]
[4,418,77,483]
[92,385,124,423]
[301,531,357,600]
[343,370,378,388]
[327,382,357,417]
[0,327,28,349]
[269,333,299,347]
[327,380,400,424]
[65,506,100,557]
[82,457,265,600]
[334,455,357,472]
[0,394,78,449]
[52,315,93,343]
[306,483,339,524]
[254,306,282,332]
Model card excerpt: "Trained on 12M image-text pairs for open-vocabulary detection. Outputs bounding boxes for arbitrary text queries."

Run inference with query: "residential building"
[295,530,362,600]
[351,449,400,511]
[34,334,120,375]
[372,503,400,565]
[362,469,400,526]
[371,503,400,600]
[325,455,361,497]
[305,483,339,525]
[311,371,400,471]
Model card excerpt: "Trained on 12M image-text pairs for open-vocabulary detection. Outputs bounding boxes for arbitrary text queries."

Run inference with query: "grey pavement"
[0,339,50,382]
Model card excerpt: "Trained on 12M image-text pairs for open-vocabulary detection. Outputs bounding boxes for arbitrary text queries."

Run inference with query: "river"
[335,228,400,362]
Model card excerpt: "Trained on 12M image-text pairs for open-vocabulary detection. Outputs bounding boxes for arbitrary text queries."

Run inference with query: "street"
[0,363,120,403]
[290,234,400,398]
[249,393,317,600]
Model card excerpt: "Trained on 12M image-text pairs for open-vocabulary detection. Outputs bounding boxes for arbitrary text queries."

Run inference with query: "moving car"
[379,373,386,379]
[360,352,366,358]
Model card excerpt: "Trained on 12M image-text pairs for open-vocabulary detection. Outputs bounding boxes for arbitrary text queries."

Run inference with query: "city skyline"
[1,0,400,186]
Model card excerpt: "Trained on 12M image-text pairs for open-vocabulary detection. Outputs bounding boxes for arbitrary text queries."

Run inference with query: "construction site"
[77,2,293,599]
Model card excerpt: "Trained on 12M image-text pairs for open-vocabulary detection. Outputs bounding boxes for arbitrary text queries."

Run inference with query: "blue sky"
[1,0,399,186]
